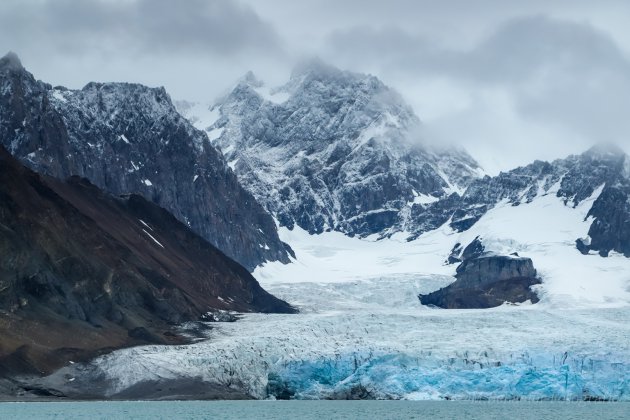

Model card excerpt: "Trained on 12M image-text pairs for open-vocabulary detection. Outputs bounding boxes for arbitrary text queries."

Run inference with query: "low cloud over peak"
[324,15,630,172]
[1,1,629,173]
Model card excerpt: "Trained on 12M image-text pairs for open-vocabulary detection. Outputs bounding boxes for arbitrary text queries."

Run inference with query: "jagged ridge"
[184,60,483,239]
[450,144,630,257]
[182,61,629,260]
[0,52,291,270]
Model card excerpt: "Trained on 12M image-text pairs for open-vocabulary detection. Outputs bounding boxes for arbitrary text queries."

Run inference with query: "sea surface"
[0,401,627,419]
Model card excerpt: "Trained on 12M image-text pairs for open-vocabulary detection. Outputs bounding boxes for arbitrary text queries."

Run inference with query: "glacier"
[82,276,630,401]
[68,188,630,401]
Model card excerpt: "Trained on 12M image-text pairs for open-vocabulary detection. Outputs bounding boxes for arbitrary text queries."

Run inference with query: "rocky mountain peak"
[185,60,482,238]
[0,59,293,270]
[281,61,393,115]
[65,81,176,126]
[578,143,628,178]
[288,60,389,97]
[0,51,42,99]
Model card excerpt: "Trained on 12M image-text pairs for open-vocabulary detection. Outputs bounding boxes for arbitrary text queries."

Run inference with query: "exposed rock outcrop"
[420,253,541,309]
[579,180,630,257]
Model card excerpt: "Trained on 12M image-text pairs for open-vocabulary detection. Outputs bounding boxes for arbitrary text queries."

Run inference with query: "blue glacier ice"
[268,351,629,401]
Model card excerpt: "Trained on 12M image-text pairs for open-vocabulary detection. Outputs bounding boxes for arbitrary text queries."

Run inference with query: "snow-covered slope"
[257,175,630,307]
[180,60,483,239]
[59,181,630,400]
[450,144,630,259]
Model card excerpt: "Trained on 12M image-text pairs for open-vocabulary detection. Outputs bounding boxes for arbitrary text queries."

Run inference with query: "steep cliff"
[0,52,291,270]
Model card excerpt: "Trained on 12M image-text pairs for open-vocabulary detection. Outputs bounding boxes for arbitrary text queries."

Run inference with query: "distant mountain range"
[181,59,630,258]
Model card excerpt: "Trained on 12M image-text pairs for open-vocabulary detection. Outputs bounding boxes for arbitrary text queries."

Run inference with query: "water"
[0,401,627,420]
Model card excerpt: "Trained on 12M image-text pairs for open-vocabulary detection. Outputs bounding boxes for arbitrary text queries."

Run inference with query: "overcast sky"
[1,0,629,173]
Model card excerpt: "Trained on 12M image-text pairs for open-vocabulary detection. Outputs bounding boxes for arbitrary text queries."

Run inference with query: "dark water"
[0,400,627,419]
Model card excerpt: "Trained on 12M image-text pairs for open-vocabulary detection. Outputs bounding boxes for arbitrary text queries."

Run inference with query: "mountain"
[448,144,630,258]
[0,144,294,378]
[178,60,629,259]
[0,52,291,271]
[180,60,483,239]
[2,54,628,401]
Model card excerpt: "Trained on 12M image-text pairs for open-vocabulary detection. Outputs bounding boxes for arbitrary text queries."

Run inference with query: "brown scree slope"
[0,145,295,377]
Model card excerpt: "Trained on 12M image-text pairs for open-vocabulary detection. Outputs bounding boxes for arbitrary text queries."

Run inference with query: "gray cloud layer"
[1,0,629,172]
[326,16,630,145]
[0,0,282,57]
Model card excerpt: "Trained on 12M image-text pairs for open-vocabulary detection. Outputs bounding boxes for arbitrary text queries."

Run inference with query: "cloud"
[325,16,630,167]
[459,16,630,144]
[2,1,629,171]
[326,15,630,82]
[0,0,283,57]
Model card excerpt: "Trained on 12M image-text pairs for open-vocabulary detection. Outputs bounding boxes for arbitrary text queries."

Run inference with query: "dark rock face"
[407,193,465,240]
[420,253,541,309]
[460,236,486,261]
[580,179,630,257]
[0,52,291,270]
[446,236,485,265]
[558,146,630,257]
[0,145,294,376]
[455,255,538,286]
[446,243,463,265]
[194,61,483,239]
